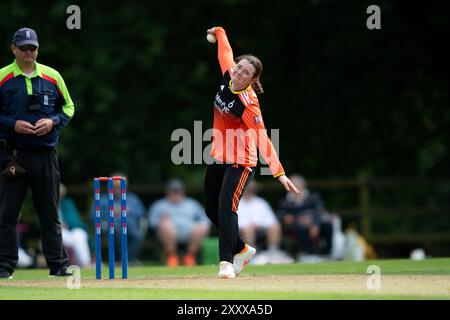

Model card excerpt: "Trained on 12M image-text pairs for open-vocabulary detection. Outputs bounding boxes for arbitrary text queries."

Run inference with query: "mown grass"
[0,258,449,300]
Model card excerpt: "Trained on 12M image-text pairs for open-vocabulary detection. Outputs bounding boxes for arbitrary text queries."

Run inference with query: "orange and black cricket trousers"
[204,163,255,263]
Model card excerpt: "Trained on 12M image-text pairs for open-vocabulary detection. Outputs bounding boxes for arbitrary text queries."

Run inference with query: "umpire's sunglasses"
[17,45,38,52]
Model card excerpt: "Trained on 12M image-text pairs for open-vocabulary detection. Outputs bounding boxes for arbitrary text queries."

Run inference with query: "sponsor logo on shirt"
[214,93,235,114]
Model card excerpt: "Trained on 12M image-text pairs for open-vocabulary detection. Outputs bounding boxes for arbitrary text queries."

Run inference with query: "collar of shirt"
[12,59,43,78]
[228,79,251,94]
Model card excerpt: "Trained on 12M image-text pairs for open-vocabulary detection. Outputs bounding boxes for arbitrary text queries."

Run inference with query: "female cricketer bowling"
[204,26,302,278]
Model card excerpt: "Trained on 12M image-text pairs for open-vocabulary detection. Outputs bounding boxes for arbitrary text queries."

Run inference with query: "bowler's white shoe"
[218,261,235,278]
[233,244,256,276]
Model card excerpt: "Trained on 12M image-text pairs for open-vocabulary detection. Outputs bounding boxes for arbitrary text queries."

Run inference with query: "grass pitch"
[0,258,449,300]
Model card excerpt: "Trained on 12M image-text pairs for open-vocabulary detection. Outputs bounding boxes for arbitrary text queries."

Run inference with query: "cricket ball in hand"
[206,33,217,43]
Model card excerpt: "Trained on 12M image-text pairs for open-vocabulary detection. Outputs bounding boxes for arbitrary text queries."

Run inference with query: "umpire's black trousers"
[204,163,255,262]
[0,147,68,274]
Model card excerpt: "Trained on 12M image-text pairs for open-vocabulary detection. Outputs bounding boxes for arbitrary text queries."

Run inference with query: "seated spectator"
[97,173,147,266]
[18,247,34,268]
[16,216,35,268]
[237,180,293,264]
[60,183,92,268]
[148,179,210,267]
[277,175,334,262]
[16,213,46,268]
[343,223,377,261]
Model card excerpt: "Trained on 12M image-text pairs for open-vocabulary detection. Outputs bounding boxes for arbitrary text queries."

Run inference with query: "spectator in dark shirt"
[277,175,333,261]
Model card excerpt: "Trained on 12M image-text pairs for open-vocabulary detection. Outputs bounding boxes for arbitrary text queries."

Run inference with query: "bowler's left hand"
[34,118,54,136]
[278,175,303,198]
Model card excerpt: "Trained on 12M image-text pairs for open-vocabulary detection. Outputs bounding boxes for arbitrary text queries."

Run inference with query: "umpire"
[0,28,75,278]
